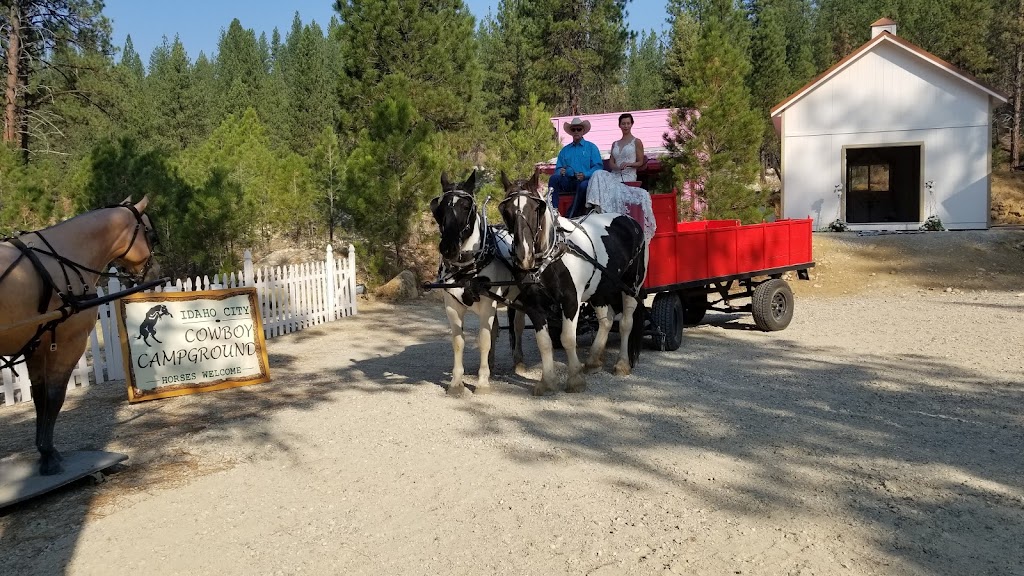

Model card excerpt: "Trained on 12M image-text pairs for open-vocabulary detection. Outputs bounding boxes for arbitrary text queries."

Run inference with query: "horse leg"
[528,309,557,396]
[475,304,497,394]
[561,311,586,393]
[585,305,614,372]
[443,295,467,397]
[512,307,527,374]
[28,352,74,476]
[613,295,640,376]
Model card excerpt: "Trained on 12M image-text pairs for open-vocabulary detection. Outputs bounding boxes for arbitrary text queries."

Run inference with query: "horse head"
[430,171,480,263]
[498,171,552,271]
[112,196,160,284]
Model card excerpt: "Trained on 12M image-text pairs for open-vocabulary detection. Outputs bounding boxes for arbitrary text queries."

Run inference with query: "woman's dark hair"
[618,113,634,124]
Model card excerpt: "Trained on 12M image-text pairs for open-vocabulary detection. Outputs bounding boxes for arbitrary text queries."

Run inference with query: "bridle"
[111,202,159,285]
[499,188,563,275]
[431,188,497,281]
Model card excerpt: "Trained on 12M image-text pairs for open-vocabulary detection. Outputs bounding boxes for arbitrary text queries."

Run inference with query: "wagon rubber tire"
[683,293,707,325]
[751,279,794,331]
[651,293,683,351]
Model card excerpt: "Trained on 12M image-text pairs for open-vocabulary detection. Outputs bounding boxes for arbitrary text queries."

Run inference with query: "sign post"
[115,288,271,403]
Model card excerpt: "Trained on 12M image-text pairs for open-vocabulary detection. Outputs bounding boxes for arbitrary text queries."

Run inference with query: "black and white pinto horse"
[498,172,649,396]
[430,171,525,396]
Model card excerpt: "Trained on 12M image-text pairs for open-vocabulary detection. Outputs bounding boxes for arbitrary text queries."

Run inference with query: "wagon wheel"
[650,292,683,351]
[682,292,707,325]
[751,279,794,331]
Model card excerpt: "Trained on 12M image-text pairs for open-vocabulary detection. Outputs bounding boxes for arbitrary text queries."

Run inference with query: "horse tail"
[627,295,644,369]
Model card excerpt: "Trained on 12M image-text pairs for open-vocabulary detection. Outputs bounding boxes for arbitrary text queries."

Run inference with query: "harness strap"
[8,237,67,314]
[564,239,643,299]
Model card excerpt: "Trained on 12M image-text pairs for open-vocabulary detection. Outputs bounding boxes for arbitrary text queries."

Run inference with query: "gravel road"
[2,288,1023,576]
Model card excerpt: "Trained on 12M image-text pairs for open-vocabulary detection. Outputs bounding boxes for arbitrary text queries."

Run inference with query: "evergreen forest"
[2,0,1022,282]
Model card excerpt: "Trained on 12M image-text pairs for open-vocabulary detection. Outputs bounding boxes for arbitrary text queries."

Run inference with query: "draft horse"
[0,197,158,475]
[498,172,648,396]
[430,172,525,396]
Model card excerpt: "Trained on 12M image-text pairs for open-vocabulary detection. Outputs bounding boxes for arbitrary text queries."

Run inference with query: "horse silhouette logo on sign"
[136,304,172,346]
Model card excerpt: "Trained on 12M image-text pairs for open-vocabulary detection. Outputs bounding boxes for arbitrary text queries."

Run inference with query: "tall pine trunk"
[4,4,21,144]
[1013,0,1024,168]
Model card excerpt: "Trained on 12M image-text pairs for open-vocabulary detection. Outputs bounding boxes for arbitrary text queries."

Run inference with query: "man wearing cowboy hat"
[550,117,602,218]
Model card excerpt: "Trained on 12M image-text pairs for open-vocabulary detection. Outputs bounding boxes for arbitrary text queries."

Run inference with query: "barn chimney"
[871,17,898,38]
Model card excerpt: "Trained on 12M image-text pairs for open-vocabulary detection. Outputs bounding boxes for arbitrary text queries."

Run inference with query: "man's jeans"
[548,173,591,218]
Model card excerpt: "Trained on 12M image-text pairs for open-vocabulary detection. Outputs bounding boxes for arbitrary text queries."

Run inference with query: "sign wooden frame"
[115,287,271,403]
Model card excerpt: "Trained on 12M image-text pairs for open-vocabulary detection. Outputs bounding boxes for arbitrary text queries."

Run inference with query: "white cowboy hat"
[563,117,591,136]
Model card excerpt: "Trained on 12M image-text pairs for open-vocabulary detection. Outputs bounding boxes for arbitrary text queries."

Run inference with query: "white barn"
[771,18,1008,230]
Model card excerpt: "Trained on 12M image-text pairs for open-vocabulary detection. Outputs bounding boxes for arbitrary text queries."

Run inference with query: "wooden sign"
[115,288,271,403]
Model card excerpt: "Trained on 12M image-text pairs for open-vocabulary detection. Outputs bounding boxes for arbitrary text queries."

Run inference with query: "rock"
[945,287,953,293]
[375,270,419,302]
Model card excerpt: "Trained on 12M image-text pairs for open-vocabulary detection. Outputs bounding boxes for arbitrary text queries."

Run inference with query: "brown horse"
[0,197,158,475]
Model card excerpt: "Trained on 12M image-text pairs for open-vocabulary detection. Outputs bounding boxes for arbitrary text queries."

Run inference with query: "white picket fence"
[1,244,358,406]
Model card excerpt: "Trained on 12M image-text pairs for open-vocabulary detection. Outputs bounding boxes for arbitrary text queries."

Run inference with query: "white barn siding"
[783,125,990,230]
[780,41,994,230]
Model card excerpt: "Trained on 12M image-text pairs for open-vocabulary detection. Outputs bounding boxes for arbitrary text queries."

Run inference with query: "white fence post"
[325,244,336,321]
[243,249,254,287]
[348,244,358,316]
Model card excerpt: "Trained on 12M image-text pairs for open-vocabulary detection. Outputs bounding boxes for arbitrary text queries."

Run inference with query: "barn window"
[850,164,890,192]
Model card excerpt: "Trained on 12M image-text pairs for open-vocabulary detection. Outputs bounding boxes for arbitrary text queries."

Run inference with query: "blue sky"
[103,0,670,65]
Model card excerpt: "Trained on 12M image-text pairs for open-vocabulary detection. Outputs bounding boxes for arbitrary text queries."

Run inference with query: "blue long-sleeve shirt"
[555,139,603,179]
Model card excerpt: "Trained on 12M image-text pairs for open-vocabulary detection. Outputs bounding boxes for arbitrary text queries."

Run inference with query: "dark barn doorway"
[845,145,921,223]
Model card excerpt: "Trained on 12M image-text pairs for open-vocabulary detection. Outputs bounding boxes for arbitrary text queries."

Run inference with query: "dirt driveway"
[2,237,1024,576]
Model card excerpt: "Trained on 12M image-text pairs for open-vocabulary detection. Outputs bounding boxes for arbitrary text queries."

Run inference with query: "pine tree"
[333,0,483,133]
[341,95,439,276]
[310,125,345,242]
[281,18,337,155]
[748,0,791,179]
[144,36,205,151]
[1,0,112,152]
[478,0,544,123]
[215,19,267,122]
[538,0,632,114]
[991,0,1024,166]
[666,0,765,222]
[624,30,667,110]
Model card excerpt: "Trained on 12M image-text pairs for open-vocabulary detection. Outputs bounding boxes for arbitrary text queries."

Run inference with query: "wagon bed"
[637,192,815,349]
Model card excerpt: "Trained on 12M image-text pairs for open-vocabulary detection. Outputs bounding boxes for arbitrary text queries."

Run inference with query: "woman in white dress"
[585,113,657,239]
[608,113,646,182]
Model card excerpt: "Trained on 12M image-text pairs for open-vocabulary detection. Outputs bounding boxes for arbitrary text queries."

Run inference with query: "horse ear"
[500,171,511,191]
[529,171,540,195]
[134,196,149,213]
[464,170,476,192]
[440,172,450,189]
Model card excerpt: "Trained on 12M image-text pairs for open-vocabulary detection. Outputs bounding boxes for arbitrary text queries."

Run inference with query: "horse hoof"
[514,363,528,376]
[474,385,494,395]
[447,384,465,397]
[566,374,587,393]
[532,384,549,396]
[613,360,631,377]
[39,460,63,476]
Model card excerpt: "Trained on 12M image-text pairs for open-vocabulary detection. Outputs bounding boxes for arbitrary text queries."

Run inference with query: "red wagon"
[638,192,814,350]
[552,188,814,351]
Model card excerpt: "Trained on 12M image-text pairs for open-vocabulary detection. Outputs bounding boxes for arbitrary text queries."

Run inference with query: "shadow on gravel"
[421,311,1023,575]
[0,303,442,575]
